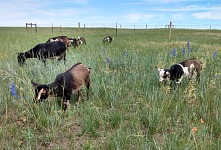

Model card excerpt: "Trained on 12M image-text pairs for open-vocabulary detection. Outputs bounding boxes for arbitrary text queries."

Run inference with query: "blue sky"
[1,0,221,28]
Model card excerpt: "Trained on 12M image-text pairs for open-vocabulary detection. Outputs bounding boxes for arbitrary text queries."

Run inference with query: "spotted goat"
[156,58,203,83]
[103,36,114,44]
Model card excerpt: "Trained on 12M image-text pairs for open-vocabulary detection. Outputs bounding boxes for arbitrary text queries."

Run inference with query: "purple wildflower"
[101,48,105,56]
[213,50,217,58]
[170,48,177,57]
[182,48,186,55]
[8,82,20,98]
[105,57,110,64]
[187,48,192,56]
[187,40,190,49]
[214,74,219,79]
[124,50,128,57]
[186,40,192,56]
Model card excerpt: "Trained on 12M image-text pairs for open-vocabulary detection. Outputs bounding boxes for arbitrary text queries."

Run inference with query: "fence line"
[34,22,221,30]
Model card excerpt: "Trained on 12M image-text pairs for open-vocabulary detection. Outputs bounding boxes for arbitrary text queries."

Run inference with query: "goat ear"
[31,81,39,87]
[18,52,24,55]
[156,66,161,72]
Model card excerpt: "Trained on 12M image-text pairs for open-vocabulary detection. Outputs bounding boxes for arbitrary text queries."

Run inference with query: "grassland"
[0,27,221,149]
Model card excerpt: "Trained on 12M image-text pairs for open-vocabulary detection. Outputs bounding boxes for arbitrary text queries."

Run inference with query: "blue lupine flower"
[214,74,219,79]
[187,48,192,57]
[182,48,186,55]
[170,48,177,57]
[105,57,110,64]
[8,82,20,98]
[101,48,105,56]
[124,50,128,57]
[186,40,192,56]
[187,40,190,49]
[213,50,217,58]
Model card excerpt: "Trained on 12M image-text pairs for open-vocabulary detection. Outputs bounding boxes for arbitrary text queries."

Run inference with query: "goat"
[17,41,67,66]
[77,36,86,45]
[31,62,91,111]
[46,36,72,47]
[157,58,203,83]
[103,36,114,44]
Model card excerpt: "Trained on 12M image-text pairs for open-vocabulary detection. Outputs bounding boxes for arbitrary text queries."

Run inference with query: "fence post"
[26,23,37,33]
[52,23,54,33]
[169,21,172,40]
[116,22,118,37]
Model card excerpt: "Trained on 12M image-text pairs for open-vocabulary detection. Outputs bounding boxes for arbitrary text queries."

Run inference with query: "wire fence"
[36,22,221,30]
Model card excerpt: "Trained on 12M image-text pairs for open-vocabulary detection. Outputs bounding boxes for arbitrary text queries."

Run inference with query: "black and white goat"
[157,58,203,83]
[77,36,86,45]
[17,41,67,66]
[103,36,114,44]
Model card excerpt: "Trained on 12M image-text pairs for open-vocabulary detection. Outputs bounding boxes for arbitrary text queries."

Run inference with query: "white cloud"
[172,13,186,20]
[192,11,221,19]
[126,0,200,4]
[160,0,200,3]
[154,5,221,12]
[125,13,155,21]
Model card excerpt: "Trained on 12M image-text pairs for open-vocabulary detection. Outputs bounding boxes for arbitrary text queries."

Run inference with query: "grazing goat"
[17,41,67,66]
[68,38,79,48]
[69,37,86,48]
[31,62,91,111]
[103,36,114,44]
[157,58,203,83]
[77,36,86,45]
[46,36,72,47]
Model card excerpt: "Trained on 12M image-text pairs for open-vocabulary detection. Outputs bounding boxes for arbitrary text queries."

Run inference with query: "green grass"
[0,27,221,149]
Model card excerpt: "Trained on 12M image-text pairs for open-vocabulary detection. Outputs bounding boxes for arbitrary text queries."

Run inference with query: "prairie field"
[0,27,221,149]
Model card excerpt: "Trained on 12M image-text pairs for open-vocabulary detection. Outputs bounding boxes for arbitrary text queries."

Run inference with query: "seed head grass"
[0,27,221,149]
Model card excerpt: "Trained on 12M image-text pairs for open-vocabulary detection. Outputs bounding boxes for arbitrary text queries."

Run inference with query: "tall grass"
[0,27,221,149]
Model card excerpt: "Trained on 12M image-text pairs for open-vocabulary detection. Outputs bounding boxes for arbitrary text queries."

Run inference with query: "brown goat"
[32,62,91,111]
[46,36,72,48]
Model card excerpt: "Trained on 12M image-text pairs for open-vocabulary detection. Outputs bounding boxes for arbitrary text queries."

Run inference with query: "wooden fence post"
[169,21,172,40]
[26,23,37,33]
[78,22,80,29]
[116,22,118,37]
[52,23,53,33]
